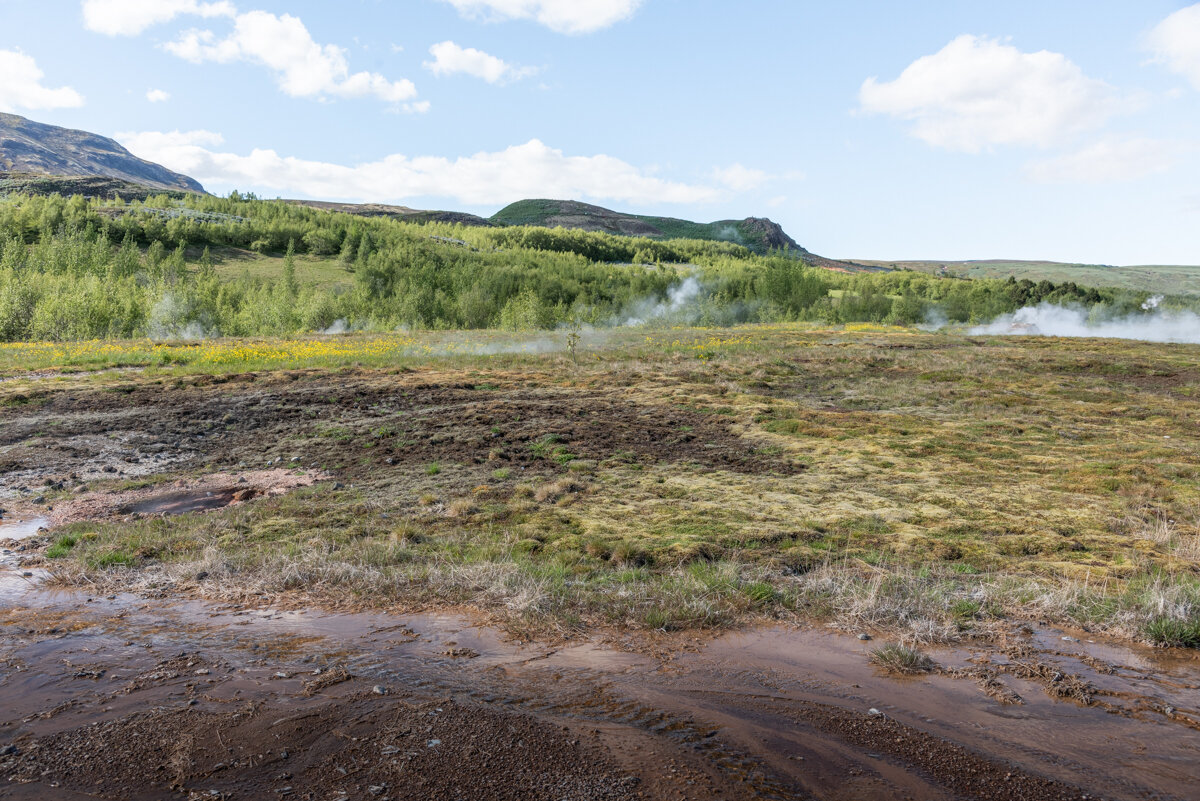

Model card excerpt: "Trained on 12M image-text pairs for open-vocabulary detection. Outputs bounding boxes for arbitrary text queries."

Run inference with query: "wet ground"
[1,554,1198,800]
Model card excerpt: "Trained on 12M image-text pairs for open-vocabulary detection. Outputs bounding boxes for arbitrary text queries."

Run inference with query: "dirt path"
[1,572,1197,800]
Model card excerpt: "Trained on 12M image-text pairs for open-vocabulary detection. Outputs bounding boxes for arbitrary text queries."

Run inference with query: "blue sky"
[2,1,1199,264]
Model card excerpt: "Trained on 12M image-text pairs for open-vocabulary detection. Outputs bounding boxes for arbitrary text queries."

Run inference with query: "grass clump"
[45,534,78,559]
[869,643,936,675]
[1144,617,1200,648]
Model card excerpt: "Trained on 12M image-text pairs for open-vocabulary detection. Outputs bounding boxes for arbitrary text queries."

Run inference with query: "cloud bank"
[117,130,722,206]
[860,35,1122,152]
[424,41,536,83]
[0,50,85,112]
[82,1,420,106]
[81,0,235,36]
[440,0,641,34]
[1147,3,1200,90]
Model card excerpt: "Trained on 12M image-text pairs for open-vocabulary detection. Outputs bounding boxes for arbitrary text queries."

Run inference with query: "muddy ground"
[0,368,793,498]
[1,581,1198,801]
[1,367,1199,799]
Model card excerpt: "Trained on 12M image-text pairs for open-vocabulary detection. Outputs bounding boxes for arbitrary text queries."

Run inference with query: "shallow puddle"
[0,516,50,541]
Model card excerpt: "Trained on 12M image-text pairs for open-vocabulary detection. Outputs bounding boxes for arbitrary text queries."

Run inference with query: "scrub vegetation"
[1,190,1194,341]
[6,324,1197,647]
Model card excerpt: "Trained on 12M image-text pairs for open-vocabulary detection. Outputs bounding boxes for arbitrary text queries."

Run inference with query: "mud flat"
[1,566,1198,800]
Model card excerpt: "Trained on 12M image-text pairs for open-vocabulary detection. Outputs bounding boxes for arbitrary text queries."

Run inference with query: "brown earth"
[0,369,798,505]
[1,590,1196,801]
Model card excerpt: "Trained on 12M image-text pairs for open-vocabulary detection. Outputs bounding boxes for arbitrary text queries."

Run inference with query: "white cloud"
[1025,137,1188,184]
[81,0,235,36]
[440,0,641,34]
[81,2,419,105]
[711,164,768,192]
[859,35,1122,152]
[0,49,85,112]
[116,130,720,205]
[164,10,418,103]
[424,41,536,84]
[1147,3,1200,89]
[145,88,171,103]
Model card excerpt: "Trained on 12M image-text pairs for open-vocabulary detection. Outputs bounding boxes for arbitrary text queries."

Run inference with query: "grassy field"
[857,259,1200,296]
[4,324,1198,646]
[207,246,349,290]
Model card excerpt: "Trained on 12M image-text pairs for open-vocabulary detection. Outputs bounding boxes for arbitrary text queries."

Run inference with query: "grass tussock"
[869,643,936,675]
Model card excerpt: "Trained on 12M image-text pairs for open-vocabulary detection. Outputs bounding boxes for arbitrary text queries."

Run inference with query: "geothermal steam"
[969,302,1200,344]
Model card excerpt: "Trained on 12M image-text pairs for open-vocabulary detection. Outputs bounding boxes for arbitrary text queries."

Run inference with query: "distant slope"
[284,199,495,227]
[0,113,205,194]
[489,199,873,270]
[856,259,1200,297]
[0,172,196,202]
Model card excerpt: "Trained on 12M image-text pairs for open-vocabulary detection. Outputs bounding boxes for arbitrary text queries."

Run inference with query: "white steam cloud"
[969,302,1200,344]
[621,276,703,326]
[149,293,215,340]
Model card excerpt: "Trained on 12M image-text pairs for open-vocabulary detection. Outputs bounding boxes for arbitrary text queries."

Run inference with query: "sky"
[1,0,1199,265]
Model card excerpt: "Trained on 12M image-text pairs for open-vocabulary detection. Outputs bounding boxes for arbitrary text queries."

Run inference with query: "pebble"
[195,669,211,675]
[857,633,872,641]
[373,685,388,695]
[868,708,882,716]
[0,745,17,756]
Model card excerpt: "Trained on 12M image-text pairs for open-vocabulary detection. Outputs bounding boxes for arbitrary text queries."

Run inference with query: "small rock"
[857,633,872,641]
[868,708,882,716]
[426,739,441,748]
[195,669,210,675]
[0,744,17,756]
[1061,636,1079,643]
[373,685,388,695]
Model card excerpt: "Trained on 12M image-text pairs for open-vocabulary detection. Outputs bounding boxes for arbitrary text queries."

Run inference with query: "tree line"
[0,190,1186,341]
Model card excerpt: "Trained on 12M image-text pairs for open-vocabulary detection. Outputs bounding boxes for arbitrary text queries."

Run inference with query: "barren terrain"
[1,324,1198,799]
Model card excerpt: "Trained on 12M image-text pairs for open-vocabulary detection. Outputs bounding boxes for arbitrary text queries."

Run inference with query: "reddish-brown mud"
[1,572,1198,800]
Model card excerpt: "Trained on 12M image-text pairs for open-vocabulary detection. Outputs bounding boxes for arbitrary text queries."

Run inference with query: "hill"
[856,259,1200,297]
[284,199,494,228]
[489,199,866,269]
[0,113,205,194]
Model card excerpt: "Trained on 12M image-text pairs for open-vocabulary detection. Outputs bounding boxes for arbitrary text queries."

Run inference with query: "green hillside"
[490,199,808,257]
[858,259,1200,297]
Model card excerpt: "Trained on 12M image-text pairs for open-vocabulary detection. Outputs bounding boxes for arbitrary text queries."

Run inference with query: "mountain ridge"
[0,113,205,194]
